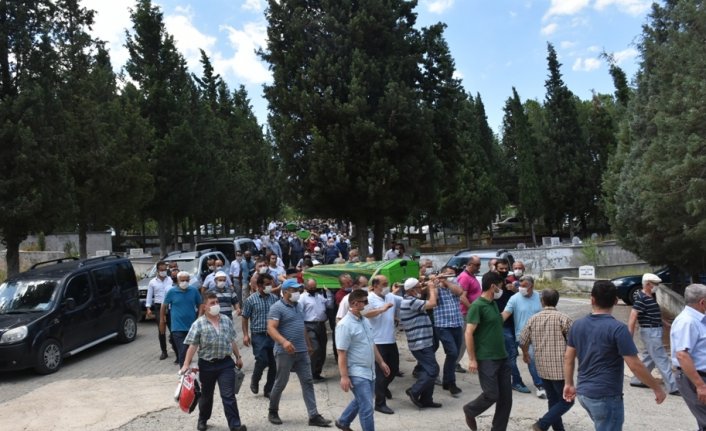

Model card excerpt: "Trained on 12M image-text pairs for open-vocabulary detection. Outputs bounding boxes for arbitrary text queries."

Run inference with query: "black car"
[0,255,141,374]
[611,267,706,305]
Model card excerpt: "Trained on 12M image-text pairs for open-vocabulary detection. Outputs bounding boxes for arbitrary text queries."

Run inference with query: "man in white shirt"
[298,279,333,381]
[146,261,175,360]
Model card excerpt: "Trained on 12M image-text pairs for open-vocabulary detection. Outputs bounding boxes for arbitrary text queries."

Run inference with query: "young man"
[564,280,666,430]
[335,289,390,431]
[180,292,246,431]
[146,261,173,360]
[463,271,511,431]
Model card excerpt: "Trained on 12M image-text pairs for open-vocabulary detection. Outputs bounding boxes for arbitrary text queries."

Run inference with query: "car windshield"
[447,256,494,277]
[145,258,199,279]
[0,279,59,314]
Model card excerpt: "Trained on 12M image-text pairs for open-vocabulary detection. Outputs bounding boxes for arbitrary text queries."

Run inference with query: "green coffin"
[302,259,419,289]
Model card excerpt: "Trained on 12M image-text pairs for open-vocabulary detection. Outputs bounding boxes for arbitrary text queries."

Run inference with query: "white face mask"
[518,287,529,296]
[381,287,390,296]
[208,304,220,316]
[216,266,223,272]
[216,281,226,289]
[493,287,503,300]
[289,291,301,302]
[179,281,189,290]
[513,269,524,278]
[158,270,167,277]
[263,285,273,295]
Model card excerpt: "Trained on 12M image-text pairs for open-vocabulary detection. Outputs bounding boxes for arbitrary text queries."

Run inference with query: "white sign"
[95,250,110,257]
[129,248,145,257]
[578,265,596,279]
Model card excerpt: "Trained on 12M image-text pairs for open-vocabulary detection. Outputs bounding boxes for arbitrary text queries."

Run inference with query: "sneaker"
[455,364,467,374]
[536,388,547,399]
[268,410,282,425]
[512,383,531,393]
[308,414,332,427]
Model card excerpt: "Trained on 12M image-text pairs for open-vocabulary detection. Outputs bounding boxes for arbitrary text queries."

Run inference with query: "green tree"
[611,0,706,275]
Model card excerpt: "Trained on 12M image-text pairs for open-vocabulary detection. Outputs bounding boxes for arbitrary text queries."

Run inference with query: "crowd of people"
[143,225,706,431]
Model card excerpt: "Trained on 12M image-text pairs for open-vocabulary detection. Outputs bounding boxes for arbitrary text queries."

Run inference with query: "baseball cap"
[282,279,303,290]
[642,273,662,285]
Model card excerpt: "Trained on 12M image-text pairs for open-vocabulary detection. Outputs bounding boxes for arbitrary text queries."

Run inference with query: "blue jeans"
[577,394,624,431]
[251,332,277,394]
[435,326,463,386]
[410,346,440,404]
[517,342,544,388]
[630,326,676,392]
[171,331,188,367]
[197,357,242,428]
[537,379,573,430]
[503,327,524,386]
[339,376,375,431]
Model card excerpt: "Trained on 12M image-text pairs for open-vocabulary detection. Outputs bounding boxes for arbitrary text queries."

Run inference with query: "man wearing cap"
[266,278,332,427]
[399,277,441,408]
[670,283,706,429]
[206,271,240,319]
[628,273,678,394]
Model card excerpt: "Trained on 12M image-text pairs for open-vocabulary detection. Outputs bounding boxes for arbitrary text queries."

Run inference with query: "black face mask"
[498,271,509,279]
[307,289,318,295]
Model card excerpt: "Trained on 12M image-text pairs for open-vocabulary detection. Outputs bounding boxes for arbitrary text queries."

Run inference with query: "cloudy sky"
[82,0,652,133]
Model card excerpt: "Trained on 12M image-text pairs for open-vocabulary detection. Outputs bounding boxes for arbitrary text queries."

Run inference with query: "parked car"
[611,267,706,305]
[138,250,229,318]
[195,237,258,263]
[0,255,140,374]
[445,249,515,281]
[492,217,523,233]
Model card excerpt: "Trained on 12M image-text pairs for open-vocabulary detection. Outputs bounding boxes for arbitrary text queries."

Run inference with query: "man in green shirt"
[463,271,511,431]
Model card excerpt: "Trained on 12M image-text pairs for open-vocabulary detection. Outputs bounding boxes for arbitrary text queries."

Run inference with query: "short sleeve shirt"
[364,292,400,344]
[268,299,307,355]
[336,313,376,380]
[457,271,481,316]
[399,296,434,351]
[505,291,543,339]
[670,306,706,370]
[183,314,236,361]
[466,297,507,360]
[242,292,279,334]
[567,313,637,397]
[163,286,202,332]
[633,291,662,327]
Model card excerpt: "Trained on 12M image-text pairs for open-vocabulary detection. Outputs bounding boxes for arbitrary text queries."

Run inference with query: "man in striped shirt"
[399,277,441,408]
[519,289,574,431]
[628,273,678,394]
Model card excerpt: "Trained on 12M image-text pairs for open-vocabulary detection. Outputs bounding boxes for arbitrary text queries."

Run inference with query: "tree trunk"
[78,222,88,259]
[373,217,385,261]
[530,221,537,247]
[158,216,171,257]
[464,222,471,249]
[355,217,368,260]
[428,215,435,251]
[4,233,22,277]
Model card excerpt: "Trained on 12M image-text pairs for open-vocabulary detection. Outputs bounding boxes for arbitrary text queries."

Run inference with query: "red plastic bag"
[175,368,201,414]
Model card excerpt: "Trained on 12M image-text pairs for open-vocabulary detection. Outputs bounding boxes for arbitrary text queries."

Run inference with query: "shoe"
[230,426,247,431]
[405,388,424,408]
[412,370,419,378]
[455,364,467,374]
[313,375,326,383]
[308,414,332,427]
[174,358,179,364]
[443,383,462,396]
[197,420,208,431]
[250,380,259,394]
[396,370,405,377]
[434,377,442,386]
[384,388,392,399]
[531,422,543,431]
[536,388,546,399]
[463,405,477,431]
[375,404,394,414]
[268,410,282,425]
[264,391,271,399]
[670,390,681,396]
[630,382,648,388]
[512,383,531,393]
[421,401,442,408]
[160,351,168,360]
[334,420,352,431]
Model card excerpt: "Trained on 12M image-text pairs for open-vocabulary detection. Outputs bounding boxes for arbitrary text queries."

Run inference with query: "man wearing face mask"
[242,273,279,398]
[181,292,246,431]
[203,259,232,292]
[230,252,243,305]
[463,271,511,431]
[266,279,332,427]
[400,277,441,409]
[362,275,402,414]
[161,271,203,367]
[457,256,482,372]
[432,266,466,397]
[502,275,546,399]
[147,261,174,360]
[206,271,240,319]
[298,278,332,382]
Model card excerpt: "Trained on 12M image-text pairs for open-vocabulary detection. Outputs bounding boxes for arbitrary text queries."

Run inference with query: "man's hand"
[380,362,391,377]
[563,384,576,402]
[307,344,314,356]
[654,387,667,404]
[159,320,166,335]
[697,385,706,404]
[384,303,394,311]
[468,359,478,373]
[146,308,153,319]
[340,376,352,392]
[283,340,295,354]
[243,334,251,347]
[235,357,243,369]
[522,351,531,364]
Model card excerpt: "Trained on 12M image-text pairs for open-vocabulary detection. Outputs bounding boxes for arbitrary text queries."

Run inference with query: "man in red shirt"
[456,256,482,372]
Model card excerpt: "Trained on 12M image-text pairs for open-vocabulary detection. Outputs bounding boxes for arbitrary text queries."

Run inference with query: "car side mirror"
[63,298,76,310]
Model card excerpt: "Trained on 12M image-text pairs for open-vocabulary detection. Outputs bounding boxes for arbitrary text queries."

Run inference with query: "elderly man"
[628,273,678,395]
[456,255,482,372]
[266,279,332,427]
[203,259,232,292]
[160,271,202,367]
[671,283,706,429]
[564,281,666,430]
[502,275,546,398]
[433,266,466,396]
[335,289,390,431]
[206,271,240,319]
[362,275,402,414]
[519,289,574,431]
[400,277,441,408]
[298,278,332,382]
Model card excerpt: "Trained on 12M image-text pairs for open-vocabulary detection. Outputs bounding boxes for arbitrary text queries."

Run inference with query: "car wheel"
[117,314,138,343]
[35,339,62,374]
[625,286,641,306]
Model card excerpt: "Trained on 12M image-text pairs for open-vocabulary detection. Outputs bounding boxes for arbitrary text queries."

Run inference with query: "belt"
[200,356,229,363]
[675,367,706,377]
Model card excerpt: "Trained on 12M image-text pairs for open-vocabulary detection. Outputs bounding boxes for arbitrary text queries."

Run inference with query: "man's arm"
[677,350,706,403]
[267,319,295,354]
[159,303,168,334]
[518,325,532,364]
[373,344,390,376]
[563,346,577,402]
[465,322,478,373]
[422,283,438,310]
[231,341,243,368]
[337,349,351,392]
[441,277,464,297]
[361,302,393,319]
[241,315,251,347]
[628,309,639,336]
[179,344,198,374]
[625,354,666,404]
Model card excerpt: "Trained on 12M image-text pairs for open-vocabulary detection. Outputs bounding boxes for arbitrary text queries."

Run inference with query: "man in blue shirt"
[670,283,706,430]
[160,271,203,367]
[335,289,390,431]
[563,280,666,430]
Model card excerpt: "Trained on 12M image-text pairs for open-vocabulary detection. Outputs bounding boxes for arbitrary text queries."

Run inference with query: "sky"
[82,0,654,134]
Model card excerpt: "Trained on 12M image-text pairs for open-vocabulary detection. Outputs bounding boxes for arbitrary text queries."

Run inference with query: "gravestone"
[129,248,145,257]
[95,250,110,257]
[578,265,596,279]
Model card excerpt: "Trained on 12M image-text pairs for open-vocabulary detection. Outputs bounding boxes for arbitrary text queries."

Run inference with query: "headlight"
[0,326,28,344]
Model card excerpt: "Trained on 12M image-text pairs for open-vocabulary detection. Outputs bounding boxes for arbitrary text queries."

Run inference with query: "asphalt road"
[0,295,698,431]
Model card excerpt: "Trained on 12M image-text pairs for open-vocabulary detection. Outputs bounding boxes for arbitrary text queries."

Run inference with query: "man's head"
[591,280,618,310]
[371,275,389,295]
[281,278,304,303]
[305,278,318,294]
[518,275,534,296]
[395,243,406,256]
[356,276,368,289]
[642,273,662,294]
[512,261,525,277]
[482,271,503,292]
[177,271,191,289]
[684,284,706,312]
[256,273,274,294]
[338,273,353,289]
[167,261,179,271]
[235,251,243,261]
[327,238,335,247]
[403,277,420,297]
[366,254,376,262]
[465,255,481,275]
[541,288,560,307]
[156,261,167,278]
[349,249,359,262]
[268,253,278,267]
[206,257,215,271]
[214,271,228,288]
[348,289,368,315]
[244,251,252,261]
[214,260,224,270]
[495,258,509,278]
